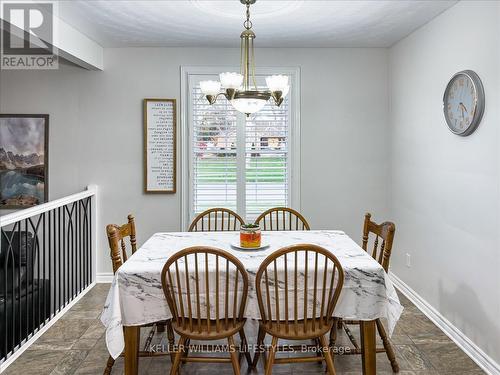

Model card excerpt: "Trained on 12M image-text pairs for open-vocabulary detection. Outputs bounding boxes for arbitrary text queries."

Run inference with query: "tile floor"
[2,283,485,375]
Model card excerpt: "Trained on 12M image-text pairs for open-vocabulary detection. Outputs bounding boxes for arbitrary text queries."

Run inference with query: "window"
[182,67,300,228]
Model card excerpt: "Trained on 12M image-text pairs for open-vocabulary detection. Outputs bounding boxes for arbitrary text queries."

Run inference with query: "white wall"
[0,47,390,276]
[389,0,500,364]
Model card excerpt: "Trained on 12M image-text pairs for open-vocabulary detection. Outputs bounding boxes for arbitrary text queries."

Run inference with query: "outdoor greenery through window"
[191,83,290,222]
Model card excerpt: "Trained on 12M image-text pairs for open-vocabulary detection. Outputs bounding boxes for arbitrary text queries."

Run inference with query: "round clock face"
[443,70,485,136]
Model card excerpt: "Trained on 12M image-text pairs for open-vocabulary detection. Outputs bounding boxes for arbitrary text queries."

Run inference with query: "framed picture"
[0,114,49,209]
[143,99,176,193]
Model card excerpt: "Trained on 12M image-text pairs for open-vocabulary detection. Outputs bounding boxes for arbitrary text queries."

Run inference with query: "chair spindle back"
[362,213,395,272]
[188,208,245,232]
[255,244,344,337]
[161,246,249,335]
[254,207,310,231]
[106,214,137,274]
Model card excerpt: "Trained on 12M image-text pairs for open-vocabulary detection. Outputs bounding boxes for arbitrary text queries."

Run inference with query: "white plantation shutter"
[245,97,289,220]
[192,86,238,214]
[188,70,297,224]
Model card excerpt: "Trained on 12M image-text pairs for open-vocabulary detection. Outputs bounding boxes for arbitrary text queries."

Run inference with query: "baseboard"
[0,282,96,373]
[96,272,114,283]
[389,272,500,375]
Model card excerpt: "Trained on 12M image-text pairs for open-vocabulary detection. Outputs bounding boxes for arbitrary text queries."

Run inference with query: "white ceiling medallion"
[199,0,289,116]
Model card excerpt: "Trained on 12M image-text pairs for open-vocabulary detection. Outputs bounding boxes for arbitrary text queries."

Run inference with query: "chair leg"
[320,335,336,375]
[376,319,399,373]
[228,336,241,375]
[103,355,114,375]
[169,336,186,375]
[252,325,266,369]
[143,325,156,352]
[238,328,253,367]
[166,320,175,363]
[345,322,360,350]
[265,336,278,375]
[182,338,191,364]
[330,318,339,347]
[314,338,322,357]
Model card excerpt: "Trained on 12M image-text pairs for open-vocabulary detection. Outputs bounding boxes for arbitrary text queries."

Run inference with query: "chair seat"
[260,318,334,340]
[172,318,246,340]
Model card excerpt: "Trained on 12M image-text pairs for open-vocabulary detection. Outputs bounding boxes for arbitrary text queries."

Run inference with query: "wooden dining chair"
[330,213,399,372]
[254,207,310,231]
[161,246,252,375]
[188,208,245,232]
[253,244,344,375]
[103,214,174,375]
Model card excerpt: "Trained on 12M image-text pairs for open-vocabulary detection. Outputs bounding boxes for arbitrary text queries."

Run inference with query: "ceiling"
[58,0,457,48]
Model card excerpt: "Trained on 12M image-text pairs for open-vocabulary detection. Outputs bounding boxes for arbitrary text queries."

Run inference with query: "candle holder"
[240,223,261,248]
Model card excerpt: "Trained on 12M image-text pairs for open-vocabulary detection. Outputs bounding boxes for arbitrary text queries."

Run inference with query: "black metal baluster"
[86,198,90,287]
[36,216,41,331]
[48,210,52,319]
[1,229,7,359]
[42,213,46,326]
[67,204,73,302]
[89,197,92,285]
[78,201,82,293]
[24,219,29,341]
[63,206,67,307]
[72,202,76,299]
[58,207,61,312]
[53,208,57,315]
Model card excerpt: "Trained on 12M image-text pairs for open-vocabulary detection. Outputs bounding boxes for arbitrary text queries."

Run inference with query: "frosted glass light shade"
[230,98,267,114]
[200,80,221,96]
[266,75,289,96]
[220,72,243,89]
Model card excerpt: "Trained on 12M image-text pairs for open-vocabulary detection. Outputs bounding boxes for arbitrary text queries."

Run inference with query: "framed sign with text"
[143,99,176,193]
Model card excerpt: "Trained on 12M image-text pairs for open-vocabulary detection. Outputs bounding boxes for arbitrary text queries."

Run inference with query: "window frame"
[180,65,301,229]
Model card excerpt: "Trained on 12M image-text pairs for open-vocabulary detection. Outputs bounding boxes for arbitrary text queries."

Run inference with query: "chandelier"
[199,0,289,116]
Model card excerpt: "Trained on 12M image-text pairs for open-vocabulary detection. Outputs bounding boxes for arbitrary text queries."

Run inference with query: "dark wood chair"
[253,244,344,375]
[330,213,399,372]
[103,214,174,374]
[254,207,310,231]
[161,246,252,375]
[188,208,245,232]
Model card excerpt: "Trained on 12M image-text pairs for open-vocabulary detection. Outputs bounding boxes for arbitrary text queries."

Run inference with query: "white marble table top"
[101,230,403,359]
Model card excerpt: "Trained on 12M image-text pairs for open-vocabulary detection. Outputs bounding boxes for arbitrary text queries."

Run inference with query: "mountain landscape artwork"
[0,115,48,209]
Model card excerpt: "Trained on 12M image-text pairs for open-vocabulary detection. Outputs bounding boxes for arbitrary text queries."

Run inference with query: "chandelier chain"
[244,2,252,30]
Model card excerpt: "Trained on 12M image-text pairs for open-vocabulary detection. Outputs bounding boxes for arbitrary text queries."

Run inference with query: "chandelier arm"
[205,92,230,105]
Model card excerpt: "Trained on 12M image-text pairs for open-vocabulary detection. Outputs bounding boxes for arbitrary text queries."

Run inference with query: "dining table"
[101,230,403,375]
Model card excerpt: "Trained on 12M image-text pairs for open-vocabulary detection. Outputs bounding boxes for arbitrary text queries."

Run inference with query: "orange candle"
[240,224,261,248]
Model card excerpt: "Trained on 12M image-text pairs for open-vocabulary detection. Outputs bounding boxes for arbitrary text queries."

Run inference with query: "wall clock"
[443,70,485,136]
